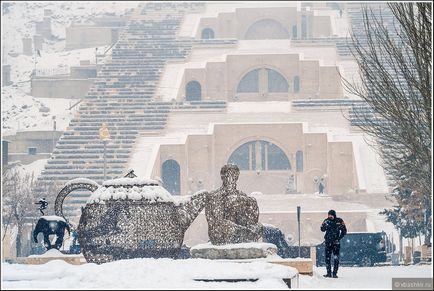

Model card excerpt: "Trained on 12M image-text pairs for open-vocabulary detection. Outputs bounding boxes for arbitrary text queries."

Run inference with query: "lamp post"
[95,47,98,66]
[52,115,56,151]
[99,123,110,181]
[297,205,301,257]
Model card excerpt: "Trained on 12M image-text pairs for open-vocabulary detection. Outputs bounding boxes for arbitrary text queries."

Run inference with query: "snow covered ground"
[19,158,49,178]
[1,258,295,289]
[1,2,138,136]
[1,259,431,289]
[1,1,137,55]
[301,266,432,289]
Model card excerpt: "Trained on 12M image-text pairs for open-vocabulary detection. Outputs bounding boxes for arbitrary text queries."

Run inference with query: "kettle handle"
[54,178,100,227]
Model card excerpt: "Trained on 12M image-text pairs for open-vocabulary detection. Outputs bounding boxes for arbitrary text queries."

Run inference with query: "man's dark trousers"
[325,243,340,275]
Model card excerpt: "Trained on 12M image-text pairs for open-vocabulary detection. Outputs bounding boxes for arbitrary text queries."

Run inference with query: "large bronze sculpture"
[53,166,276,263]
[205,164,263,245]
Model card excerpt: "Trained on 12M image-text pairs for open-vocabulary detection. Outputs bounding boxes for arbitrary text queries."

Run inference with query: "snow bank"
[2,258,294,289]
[5,258,430,289]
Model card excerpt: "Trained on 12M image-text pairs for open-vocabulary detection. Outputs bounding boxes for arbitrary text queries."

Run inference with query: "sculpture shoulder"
[208,187,224,197]
[226,190,250,199]
[236,190,248,197]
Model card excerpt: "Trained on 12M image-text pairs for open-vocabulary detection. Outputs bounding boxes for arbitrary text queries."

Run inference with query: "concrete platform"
[22,255,85,265]
[190,242,278,259]
[191,259,299,289]
[269,258,314,276]
[215,256,314,276]
[20,249,86,265]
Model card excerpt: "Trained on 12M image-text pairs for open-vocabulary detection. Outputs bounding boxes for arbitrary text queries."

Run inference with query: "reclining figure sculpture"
[205,164,263,245]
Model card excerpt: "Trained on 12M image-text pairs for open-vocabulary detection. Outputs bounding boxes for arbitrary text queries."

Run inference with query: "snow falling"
[1,1,432,290]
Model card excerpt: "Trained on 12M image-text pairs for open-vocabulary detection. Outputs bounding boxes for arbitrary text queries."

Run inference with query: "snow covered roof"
[102,177,159,187]
[88,178,207,205]
[88,184,172,204]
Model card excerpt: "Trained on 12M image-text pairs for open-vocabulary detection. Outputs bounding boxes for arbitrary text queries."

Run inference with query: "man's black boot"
[332,273,338,278]
[323,272,332,278]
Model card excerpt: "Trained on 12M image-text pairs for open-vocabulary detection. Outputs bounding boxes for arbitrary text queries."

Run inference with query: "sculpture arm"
[217,218,263,241]
[177,191,208,230]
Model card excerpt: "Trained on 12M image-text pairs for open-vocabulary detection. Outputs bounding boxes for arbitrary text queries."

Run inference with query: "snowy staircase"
[34,2,214,221]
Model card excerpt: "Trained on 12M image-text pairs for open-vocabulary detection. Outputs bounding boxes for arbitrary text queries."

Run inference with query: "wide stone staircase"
[34,2,232,220]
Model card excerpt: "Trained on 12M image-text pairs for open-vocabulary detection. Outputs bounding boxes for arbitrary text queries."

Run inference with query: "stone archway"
[186,80,202,101]
[201,28,215,39]
[245,19,290,39]
[162,159,181,195]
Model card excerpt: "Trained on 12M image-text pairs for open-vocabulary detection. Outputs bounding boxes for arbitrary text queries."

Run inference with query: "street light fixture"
[99,123,110,181]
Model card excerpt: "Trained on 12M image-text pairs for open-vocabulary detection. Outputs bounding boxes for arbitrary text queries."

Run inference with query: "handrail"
[68,99,83,110]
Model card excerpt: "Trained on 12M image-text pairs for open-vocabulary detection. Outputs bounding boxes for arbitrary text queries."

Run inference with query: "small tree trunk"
[16,224,23,258]
[2,211,13,241]
[424,227,431,245]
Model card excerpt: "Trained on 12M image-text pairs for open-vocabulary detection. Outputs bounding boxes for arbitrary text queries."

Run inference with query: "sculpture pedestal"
[189,244,298,289]
[22,249,85,265]
[190,242,278,260]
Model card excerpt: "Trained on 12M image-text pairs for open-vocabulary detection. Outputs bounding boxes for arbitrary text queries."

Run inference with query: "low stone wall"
[31,78,94,99]
[184,211,367,247]
[8,153,51,165]
[65,26,119,50]
[4,131,63,154]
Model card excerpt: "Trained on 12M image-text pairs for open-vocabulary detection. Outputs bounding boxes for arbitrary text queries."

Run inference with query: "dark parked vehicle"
[316,232,388,267]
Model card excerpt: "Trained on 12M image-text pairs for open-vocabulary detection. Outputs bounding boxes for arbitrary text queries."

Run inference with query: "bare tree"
[341,3,432,244]
[2,166,37,257]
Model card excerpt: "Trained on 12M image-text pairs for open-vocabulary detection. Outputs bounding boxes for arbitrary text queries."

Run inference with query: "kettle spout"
[177,190,208,230]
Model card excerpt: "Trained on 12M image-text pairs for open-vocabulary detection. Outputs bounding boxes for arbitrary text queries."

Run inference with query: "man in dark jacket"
[320,210,347,278]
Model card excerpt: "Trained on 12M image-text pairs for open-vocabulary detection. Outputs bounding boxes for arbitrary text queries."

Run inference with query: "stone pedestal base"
[21,249,85,265]
[190,242,278,260]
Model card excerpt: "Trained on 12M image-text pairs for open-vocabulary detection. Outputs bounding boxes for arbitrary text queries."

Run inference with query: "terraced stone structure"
[34,2,231,221]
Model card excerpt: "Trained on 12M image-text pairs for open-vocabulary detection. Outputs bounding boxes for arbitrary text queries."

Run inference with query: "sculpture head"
[220,164,239,191]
